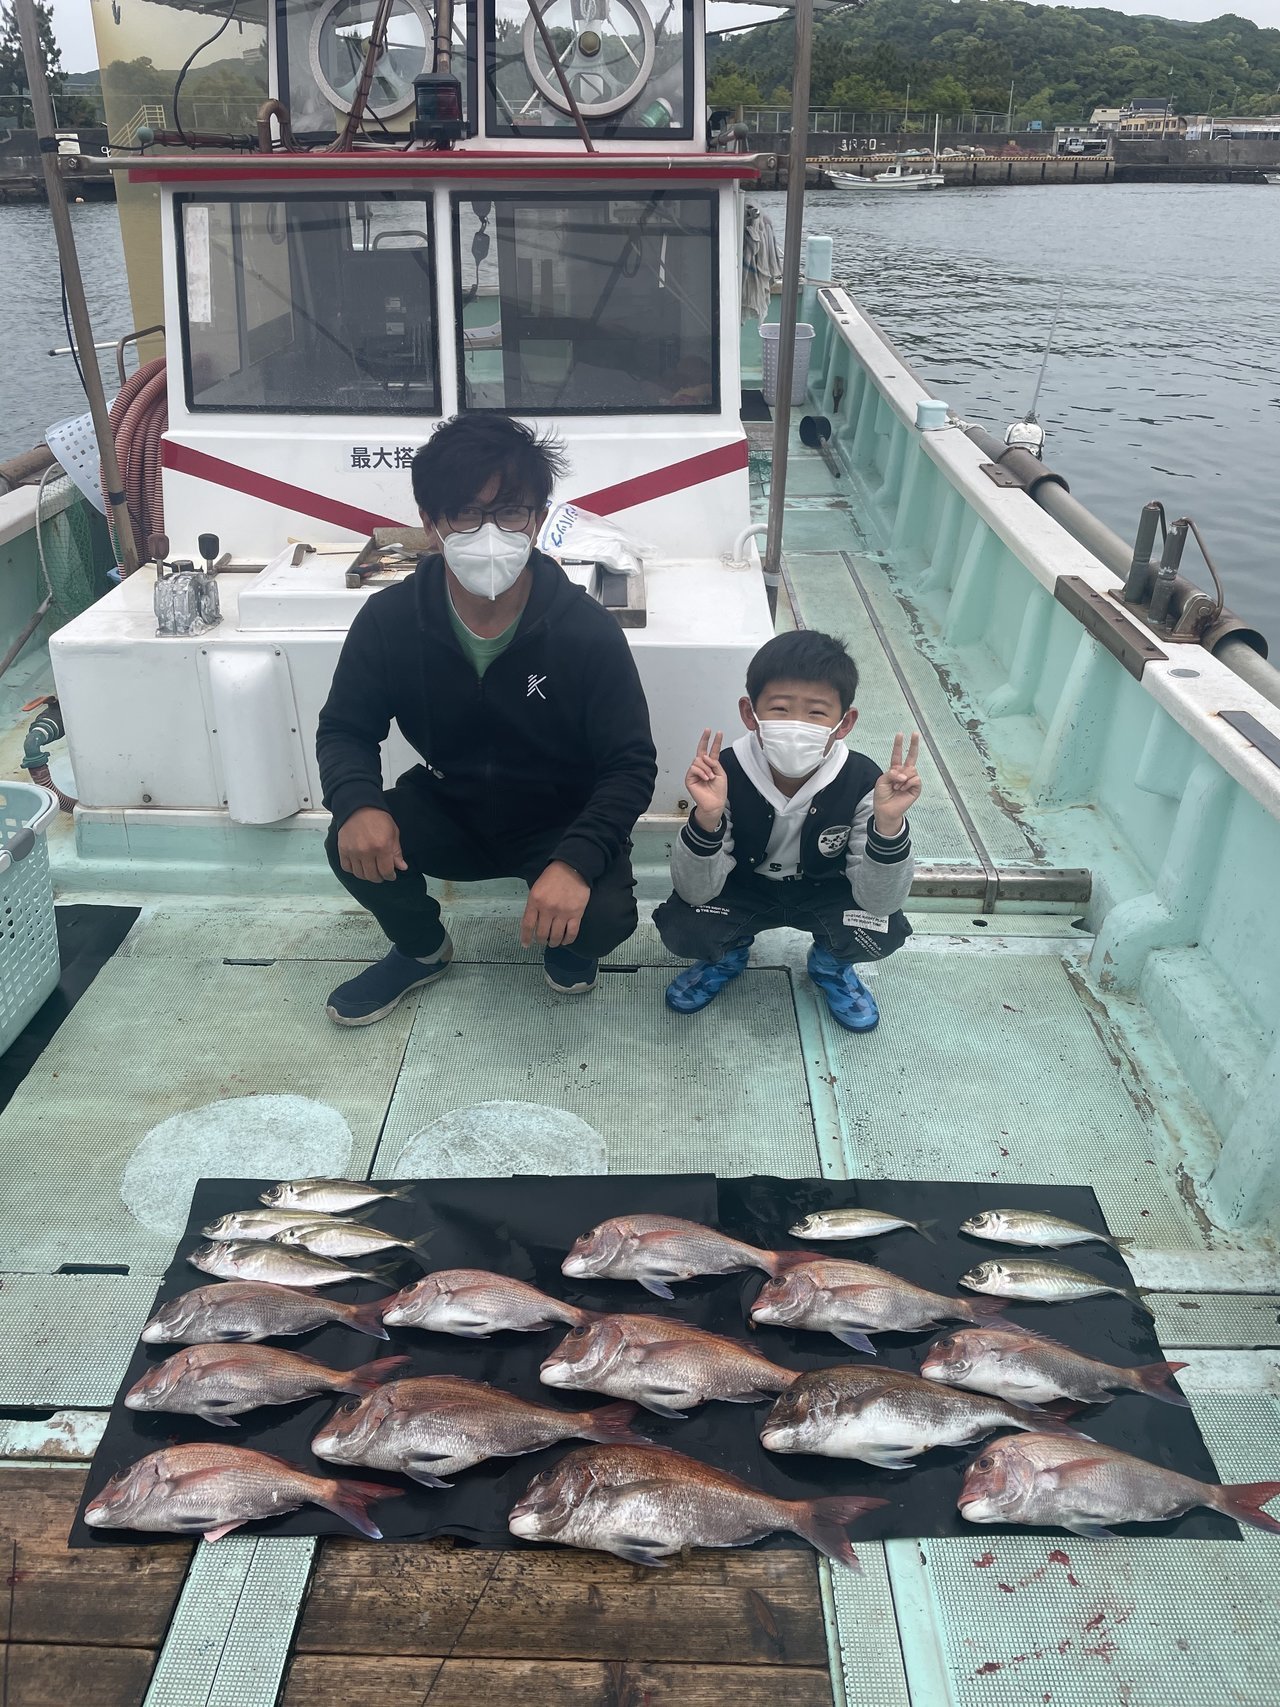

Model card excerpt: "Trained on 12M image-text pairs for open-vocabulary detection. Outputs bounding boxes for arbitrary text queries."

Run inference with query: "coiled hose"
[102,355,167,554]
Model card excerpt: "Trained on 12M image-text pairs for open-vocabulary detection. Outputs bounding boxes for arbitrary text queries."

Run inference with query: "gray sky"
[50,0,1280,78]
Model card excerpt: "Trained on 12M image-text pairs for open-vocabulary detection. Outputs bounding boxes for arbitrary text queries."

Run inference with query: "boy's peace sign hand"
[873,732,921,836]
[686,729,728,832]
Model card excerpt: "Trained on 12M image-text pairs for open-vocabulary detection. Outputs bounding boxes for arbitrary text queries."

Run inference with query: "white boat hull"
[829,170,945,192]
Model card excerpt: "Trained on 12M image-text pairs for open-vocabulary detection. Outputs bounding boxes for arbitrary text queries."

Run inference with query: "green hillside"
[708,0,1280,126]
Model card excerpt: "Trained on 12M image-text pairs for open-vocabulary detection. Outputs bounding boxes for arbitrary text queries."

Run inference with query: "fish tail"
[913,1219,939,1244]
[319,1476,404,1540]
[791,1495,889,1570]
[1122,1286,1157,1317]
[579,1401,650,1444]
[563,1303,600,1328]
[345,1300,392,1340]
[387,1183,418,1201]
[964,1297,1009,1320]
[1108,1234,1136,1251]
[1215,1480,1280,1534]
[1129,1360,1191,1406]
[764,1249,819,1279]
[405,1235,435,1270]
[341,1354,411,1395]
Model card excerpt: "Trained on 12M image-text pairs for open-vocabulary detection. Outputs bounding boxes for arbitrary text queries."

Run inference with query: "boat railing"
[807,282,1280,1232]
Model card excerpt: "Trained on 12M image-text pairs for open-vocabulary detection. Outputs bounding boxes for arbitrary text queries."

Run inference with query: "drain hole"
[57,1263,130,1276]
[601,965,639,974]
[970,918,990,928]
[223,958,276,967]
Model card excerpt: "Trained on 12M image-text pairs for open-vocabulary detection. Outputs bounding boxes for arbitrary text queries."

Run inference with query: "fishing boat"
[829,158,947,191]
[1,0,1279,1701]
[1264,172,1280,185]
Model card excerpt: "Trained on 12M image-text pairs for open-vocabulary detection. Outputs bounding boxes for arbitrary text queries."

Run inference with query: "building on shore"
[1118,99,1185,138]
[1184,114,1280,142]
[1089,107,1124,133]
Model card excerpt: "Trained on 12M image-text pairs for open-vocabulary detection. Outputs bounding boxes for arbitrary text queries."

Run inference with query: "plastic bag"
[538,502,650,580]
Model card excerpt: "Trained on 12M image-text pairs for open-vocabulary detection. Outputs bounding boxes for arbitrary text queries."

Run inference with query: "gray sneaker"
[325,937,454,1026]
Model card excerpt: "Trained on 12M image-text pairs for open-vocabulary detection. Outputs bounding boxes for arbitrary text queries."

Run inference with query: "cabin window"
[454,191,717,414]
[178,194,440,415]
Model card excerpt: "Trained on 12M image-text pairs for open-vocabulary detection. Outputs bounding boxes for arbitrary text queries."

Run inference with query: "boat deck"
[1,415,1278,1706]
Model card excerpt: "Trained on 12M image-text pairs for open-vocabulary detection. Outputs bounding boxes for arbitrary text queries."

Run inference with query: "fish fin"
[341,1354,412,1395]
[319,1477,403,1539]
[856,1446,922,1471]
[1122,1287,1157,1317]
[791,1495,888,1569]
[608,1538,672,1567]
[405,1463,454,1490]
[386,1183,418,1201]
[832,1328,878,1355]
[1129,1360,1191,1407]
[580,1402,650,1445]
[1108,1234,1135,1251]
[404,1235,435,1270]
[912,1220,939,1244]
[765,1250,823,1278]
[202,1520,248,1542]
[1064,1521,1118,1540]
[639,1278,676,1300]
[964,1298,1010,1320]
[346,1301,392,1341]
[196,1410,243,1428]
[1216,1481,1280,1535]
[639,1400,689,1420]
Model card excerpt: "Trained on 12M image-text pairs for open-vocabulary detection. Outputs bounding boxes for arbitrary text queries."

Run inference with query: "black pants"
[653,872,911,965]
[325,771,639,961]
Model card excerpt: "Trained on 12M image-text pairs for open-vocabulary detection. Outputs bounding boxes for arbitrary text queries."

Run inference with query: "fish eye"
[569,1326,589,1340]
[976,1455,993,1470]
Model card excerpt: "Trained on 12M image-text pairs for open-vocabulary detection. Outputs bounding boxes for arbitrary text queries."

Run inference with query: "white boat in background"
[1264,172,1280,185]
[850,158,945,191]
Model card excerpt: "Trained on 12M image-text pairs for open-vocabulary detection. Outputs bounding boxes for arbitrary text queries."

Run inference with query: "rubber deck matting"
[69,1174,1234,1552]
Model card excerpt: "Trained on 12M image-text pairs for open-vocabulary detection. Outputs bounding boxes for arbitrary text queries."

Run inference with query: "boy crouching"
[654,630,921,1031]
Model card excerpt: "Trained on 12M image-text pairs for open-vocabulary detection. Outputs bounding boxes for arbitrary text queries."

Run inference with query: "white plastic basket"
[760,322,815,407]
[0,781,60,1055]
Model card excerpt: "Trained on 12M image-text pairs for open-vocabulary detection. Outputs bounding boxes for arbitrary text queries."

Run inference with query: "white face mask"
[757,718,839,779]
[442,522,532,600]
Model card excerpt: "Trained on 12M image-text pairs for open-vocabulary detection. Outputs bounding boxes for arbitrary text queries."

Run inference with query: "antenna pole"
[761,0,814,620]
[14,0,139,573]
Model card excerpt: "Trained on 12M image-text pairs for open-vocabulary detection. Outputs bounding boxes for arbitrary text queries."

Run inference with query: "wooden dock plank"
[282,1656,833,1707]
[295,1539,829,1666]
[0,1466,192,1648]
[0,1641,158,1706]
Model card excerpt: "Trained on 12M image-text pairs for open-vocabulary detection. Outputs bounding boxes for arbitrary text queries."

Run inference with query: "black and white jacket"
[671,734,913,915]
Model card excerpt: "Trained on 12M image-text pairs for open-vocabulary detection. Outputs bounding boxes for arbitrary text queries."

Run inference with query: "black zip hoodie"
[317,549,657,885]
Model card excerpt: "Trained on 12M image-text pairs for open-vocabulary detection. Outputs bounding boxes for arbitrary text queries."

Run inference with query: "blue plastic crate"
[0,782,59,1055]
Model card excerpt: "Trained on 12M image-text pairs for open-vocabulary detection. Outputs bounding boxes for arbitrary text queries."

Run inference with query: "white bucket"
[760,322,815,408]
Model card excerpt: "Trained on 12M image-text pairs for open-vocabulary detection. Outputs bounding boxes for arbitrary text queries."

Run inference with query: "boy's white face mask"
[442,522,532,600]
[757,718,838,779]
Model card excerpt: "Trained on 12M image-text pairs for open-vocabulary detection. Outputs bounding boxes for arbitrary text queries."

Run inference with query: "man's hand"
[337,807,408,884]
[521,860,591,949]
[686,728,728,833]
[873,732,922,837]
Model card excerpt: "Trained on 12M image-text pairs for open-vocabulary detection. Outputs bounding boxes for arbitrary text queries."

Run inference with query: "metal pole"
[760,0,813,620]
[14,0,139,574]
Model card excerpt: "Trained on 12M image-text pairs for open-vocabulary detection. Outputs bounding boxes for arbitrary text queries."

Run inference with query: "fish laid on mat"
[561,1215,788,1297]
[758,1364,1079,1470]
[750,1258,1005,1353]
[260,1177,414,1213]
[540,1315,798,1417]
[189,1240,390,1289]
[960,1209,1131,1251]
[959,1258,1153,1314]
[312,1375,646,1484]
[274,1221,431,1263]
[202,1208,363,1242]
[382,1270,591,1337]
[789,1209,935,1243]
[921,1325,1189,1408]
[140,1282,390,1344]
[124,1344,409,1425]
[958,1433,1280,1538]
[84,1443,402,1541]
[508,1443,888,1568]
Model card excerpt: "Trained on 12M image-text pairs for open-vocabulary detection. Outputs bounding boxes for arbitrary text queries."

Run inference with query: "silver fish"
[274,1221,430,1262]
[508,1443,887,1568]
[961,1209,1131,1251]
[382,1269,590,1337]
[959,1432,1280,1539]
[140,1282,390,1344]
[124,1343,408,1425]
[312,1375,646,1484]
[921,1325,1189,1408]
[790,1210,935,1243]
[260,1177,414,1213]
[201,1208,360,1242]
[189,1239,389,1289]
[959,1258,1153,1315]
[750,1257,1006,1352]
[561,1215,784,1298]
[83,1442,401,1541]
[540,1314,798,1417]
[759,1364,1073,1470]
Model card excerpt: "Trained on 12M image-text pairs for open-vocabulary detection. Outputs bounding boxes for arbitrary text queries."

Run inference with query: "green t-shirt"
[447,593,521,678]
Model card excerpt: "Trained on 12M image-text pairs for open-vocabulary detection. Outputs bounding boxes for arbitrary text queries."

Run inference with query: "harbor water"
[2,183,1277,642]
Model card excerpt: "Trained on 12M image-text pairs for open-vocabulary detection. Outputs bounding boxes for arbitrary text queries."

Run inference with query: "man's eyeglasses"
[445,505,536,534]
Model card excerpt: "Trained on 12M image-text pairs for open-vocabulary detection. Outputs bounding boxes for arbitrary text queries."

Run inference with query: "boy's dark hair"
[746,630,859,710]
[411,416,570,520]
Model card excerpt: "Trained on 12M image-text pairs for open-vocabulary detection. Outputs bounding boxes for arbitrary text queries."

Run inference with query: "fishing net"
[35,469,101,629]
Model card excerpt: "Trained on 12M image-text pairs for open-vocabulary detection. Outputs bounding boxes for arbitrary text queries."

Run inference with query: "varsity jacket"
[317,549,657,884]
[671,733,913,916]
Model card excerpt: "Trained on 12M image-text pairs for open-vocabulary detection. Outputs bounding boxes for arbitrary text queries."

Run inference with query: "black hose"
[172,0,241,148]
